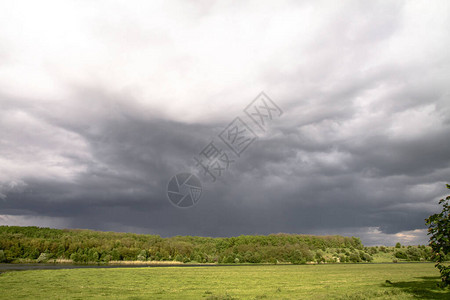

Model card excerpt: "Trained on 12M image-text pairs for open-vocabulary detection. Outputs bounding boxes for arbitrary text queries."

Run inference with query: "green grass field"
[0,263,448,299]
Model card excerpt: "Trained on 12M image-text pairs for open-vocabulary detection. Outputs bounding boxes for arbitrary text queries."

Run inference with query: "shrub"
[349,253,361,263]
[136,250,147,261]
[70,253,80,262]
[37,252,50,263]
[290,248,313,264]
[348,253,361,263]
[174,254,183,262]
[136,254,146,261]
[101,254,112,262]
[367,247,378,255]
[394,250,407,259]
[137,250,147,261]
[406,247,421,261]
[91,251,99,262]
[111,249,121,261]
[364,253,373,261]
[0,250,6,263]
[315,250,325,263]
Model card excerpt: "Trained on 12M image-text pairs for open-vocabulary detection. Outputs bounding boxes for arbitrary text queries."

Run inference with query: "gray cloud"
[1,0,450,246]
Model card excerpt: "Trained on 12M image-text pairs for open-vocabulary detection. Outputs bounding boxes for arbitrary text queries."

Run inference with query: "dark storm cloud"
[1,0,450,246]
[2,82,449,245]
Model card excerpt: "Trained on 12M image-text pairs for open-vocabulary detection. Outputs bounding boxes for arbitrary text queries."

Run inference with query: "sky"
[1,0,450,246]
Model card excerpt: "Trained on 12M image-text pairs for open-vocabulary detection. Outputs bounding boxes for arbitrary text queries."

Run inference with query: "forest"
[0,226,436,264]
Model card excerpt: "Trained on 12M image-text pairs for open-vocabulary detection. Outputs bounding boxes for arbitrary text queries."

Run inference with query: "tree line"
[0,226,435,264]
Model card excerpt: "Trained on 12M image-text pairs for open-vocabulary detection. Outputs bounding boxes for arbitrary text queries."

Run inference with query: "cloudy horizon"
[1,0,450,246]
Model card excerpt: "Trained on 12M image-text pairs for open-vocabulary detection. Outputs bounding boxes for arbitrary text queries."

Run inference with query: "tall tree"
[425,184,450,287]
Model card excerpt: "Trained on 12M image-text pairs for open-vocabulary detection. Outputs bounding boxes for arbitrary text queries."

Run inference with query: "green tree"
[425,184,450,287]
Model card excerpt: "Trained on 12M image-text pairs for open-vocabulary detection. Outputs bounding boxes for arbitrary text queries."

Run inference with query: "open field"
[0,263,448,299]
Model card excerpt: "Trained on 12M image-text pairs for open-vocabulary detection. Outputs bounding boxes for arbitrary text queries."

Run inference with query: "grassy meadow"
[0,263,448,299]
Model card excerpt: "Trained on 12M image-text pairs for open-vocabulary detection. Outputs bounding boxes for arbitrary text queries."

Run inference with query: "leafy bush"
[367,247,378,255]
[0,250,6,263]
[70,253,79,262]
[361,253,373,262]
[394,250,408,259]
[37,253,50,263]
[137,250,147,261]
[314,250,325,263]
[174,254,183,262]
[349,253,361,263]
[90,251,99,262]
[101,254,112,262]
[338,254,347,263]
[406,247,421,261]
[290,250,307,264]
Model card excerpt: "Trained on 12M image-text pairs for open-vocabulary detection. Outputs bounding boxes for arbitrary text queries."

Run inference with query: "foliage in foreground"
[426,183,450,287]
